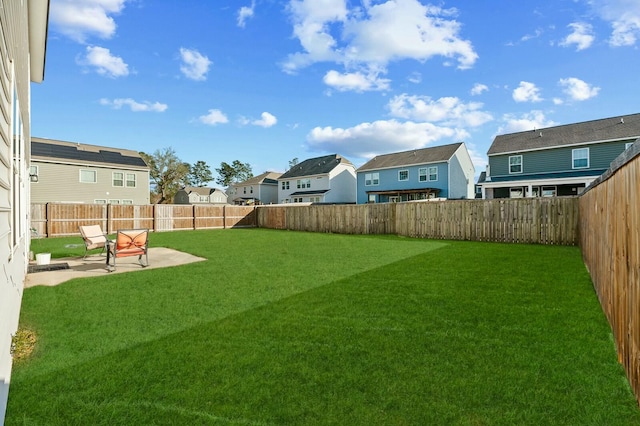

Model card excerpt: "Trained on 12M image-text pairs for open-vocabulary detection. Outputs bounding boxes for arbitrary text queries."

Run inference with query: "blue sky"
[32,0,640,181]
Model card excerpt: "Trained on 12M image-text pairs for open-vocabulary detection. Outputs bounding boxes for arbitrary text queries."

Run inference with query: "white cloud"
[99,98,168,112]
[498,111,557,134]
[512,81,543,103]
[179,48,212,81]
[407,72,422,84]
[50,0,127,43]
[79,46,129,77]
[387,94,493,127]
[199,109,229,126]
[283,0,477,74]
[306,119,468,159]
[238,1,256,28]
[323,70,390,92]
[558,77,600,101]
[560,22,595,51]
[251,112,278,128]
[588,0,640,46]
[470,83,488,96]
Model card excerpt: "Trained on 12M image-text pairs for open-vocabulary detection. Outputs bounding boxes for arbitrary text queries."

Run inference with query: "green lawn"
[7,229,640,425]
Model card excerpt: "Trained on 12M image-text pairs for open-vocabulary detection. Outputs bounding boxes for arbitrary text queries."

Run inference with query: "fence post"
[153,204,157,232]
[45,203,51,238]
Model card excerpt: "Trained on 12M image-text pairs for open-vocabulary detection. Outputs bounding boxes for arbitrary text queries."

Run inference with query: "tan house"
[174,186,228,204]
[228,171,282,205]
[30,137,150,205]
[1,1,50,422]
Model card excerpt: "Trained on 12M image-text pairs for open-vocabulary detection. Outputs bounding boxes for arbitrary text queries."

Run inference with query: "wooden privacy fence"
[257,197,579,245]
[30,204,256,237]
[579,144,640,405]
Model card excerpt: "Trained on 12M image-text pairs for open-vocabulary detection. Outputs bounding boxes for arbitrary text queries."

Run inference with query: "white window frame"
[126,173,136,187]
[122,199,133,205]
[509,155,522,174]
[368,194,376,203]
[418,168,427,182]
[398,170,409,181]
[109,199,121,205]
[625,142,634,150]
[80,169,97,183]
[428,166,438,181]
[572,148,589,169]
[112,171,124,187]
[297,178,311,189]
[29,165,39,183]
[94,199,107,204]
[365,172,379,186]
[281,181,289,190]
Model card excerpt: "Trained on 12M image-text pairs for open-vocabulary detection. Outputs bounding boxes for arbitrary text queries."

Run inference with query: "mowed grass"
[6,229,640,425]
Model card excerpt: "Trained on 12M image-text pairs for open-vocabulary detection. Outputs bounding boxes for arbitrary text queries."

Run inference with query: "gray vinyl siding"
[448,154,469,199]
[489,141,631,177]
[30,161,150,204]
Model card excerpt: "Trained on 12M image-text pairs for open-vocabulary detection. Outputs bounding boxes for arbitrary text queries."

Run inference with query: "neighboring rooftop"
[181,187,225,196]
[31,137,148,169]
[357,142,462,172]
[234,171,282,186]
[279,154,352,179]
[488,113,640,155]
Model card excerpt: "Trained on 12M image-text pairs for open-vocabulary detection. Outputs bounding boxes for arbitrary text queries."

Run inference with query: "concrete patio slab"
[25,247,207,288]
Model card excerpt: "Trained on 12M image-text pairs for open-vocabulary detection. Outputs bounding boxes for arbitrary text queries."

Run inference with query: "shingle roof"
[279,154,352,179]
[183,186,215,196]
[31,137,148,168]
[476,171,486,184]
[357,143,462,172]
[236,171,282,186]
[488,113,640,155]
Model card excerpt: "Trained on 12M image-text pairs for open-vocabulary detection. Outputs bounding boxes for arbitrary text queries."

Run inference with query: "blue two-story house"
[356,142,475,204]
[481,113,640,199]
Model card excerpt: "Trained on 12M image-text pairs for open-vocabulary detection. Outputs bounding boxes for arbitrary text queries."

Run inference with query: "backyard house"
[278,154,356,204]
[0,1,49,422]
[228,171,281,205]
[30,137,150,205]
[174,187,228,204]
[481,113,640,199]
[475,172,486,199]
[356,142,475,204]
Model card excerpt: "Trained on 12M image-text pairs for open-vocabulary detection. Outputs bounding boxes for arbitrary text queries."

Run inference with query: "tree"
[188,160,213,187]
[215,160,253,186]
[288,157,299,170]
[140,148,190,204]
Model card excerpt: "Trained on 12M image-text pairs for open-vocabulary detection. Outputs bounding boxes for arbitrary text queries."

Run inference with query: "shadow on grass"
[7,241,640,425]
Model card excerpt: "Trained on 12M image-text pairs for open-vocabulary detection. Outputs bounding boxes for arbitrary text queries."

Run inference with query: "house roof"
[357,143,463,172]
[279,154,352,179]
[476,171,486,184]
[31,137,148,169]
[235,171,282,186]
[182,187,224,196]
[488,113,640,155]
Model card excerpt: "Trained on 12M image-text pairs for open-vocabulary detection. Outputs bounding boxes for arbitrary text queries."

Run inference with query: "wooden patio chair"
[106,229,149,272]
[79,224,108,259]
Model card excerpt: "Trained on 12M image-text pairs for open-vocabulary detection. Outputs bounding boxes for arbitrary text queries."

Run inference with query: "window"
[365,172,379,186]
[572,148,589,169]
[250,186,254,194]
[542,186,557,197]
[281,181,290,190]
[368,194,376,203]
[476,186,482,194]
[398,170,409,181]
[428,166,438,181]
[310,196,320,203]
[293,197,303,203]
[80,169,97,183]
[94,199,107,204]
[29,165,39,182]
[126,173,136,187]
[109,199,121,204]
[509,187,524,198]
[297,178,311,189]
[419,168,427,182]
[243,187,247,194]
[122,199,133,205]
[113,172,124,187]
[509,155,522,174]
[625,142,634,150]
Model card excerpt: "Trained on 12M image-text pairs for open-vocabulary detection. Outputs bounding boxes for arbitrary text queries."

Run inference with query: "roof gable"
[357,143,462,172]
[31,137,148,169]
[235,171,282,186]
[488,113,640,155]
[279,154,352,179]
